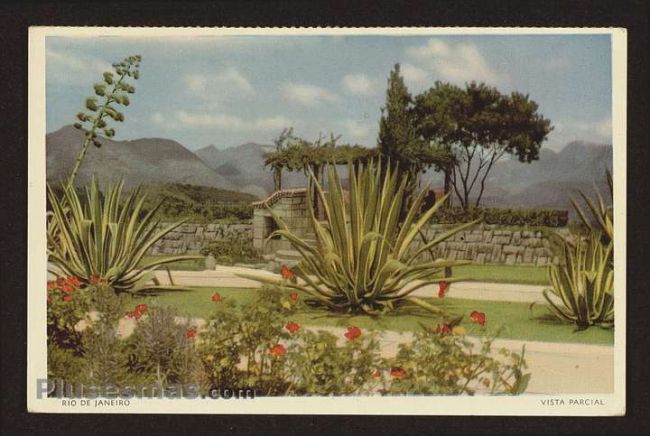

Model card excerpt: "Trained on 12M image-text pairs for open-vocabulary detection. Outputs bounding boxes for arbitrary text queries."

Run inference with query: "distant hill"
[46,125,235,190]
[140,183,258,223]
[194,142,310,197]
[422,141,612,214]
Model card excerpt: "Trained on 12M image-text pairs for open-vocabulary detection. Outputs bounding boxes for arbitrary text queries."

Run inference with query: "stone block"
[523,247,535,263]
[483,230,493,243]
[512,231,521,245]
[505,253,516,265]
[475,253,486,264]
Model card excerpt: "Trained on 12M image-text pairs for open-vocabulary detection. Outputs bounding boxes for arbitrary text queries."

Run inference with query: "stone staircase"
[268,229,319,271]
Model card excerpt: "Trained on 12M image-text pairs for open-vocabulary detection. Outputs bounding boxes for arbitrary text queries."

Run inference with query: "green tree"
[68,55,141,188]
[415,81,552,209]
[378,64,454,203]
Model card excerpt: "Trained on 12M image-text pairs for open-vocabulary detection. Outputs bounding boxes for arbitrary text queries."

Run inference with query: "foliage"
[47,281,530,396]
[200,231,260,265]
[139,182,256,223]
[47,179,197,293]
[47,276,92,352]
[69,55,142,187]
[415,81,553,209]
[543,233,614,329]
[570,169,613,246]
[378,64,453,182]
[385,326,530,395]
[127,306,201,386]
[430,207,568,227]
[239,159,477,315]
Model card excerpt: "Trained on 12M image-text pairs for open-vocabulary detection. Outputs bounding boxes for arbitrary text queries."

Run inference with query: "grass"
[448,264,549,285]
[138,287,613,346]
[144,255,550,285]
[140,255,207,271]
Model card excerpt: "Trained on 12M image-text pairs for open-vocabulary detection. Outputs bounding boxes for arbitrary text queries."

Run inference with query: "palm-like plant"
[47,179,196,292]
[543,233,614,329]
[239,159,476,314]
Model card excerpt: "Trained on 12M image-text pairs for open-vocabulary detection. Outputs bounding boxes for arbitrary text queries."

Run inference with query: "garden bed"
[138,287,613,345]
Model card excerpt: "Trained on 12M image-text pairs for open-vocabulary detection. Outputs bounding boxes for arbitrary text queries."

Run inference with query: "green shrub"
[543,233,614,329]
[127,306,201,386]
[384,327,530,395]
[431,207,568,227]
[238,160,476,315]
[200,231,260,265]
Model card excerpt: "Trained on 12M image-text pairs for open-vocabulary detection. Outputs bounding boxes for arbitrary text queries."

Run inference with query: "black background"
[1,1,648,434]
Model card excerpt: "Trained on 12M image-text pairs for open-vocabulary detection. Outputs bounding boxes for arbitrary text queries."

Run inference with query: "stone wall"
[150,223,252,255]
[252,189,310,254]
[415,224,568,266]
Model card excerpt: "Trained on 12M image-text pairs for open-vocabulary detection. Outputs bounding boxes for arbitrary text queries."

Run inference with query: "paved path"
[153,266,548,304]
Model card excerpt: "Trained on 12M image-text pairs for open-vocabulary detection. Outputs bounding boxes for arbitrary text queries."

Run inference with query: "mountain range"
[47,125,612,211]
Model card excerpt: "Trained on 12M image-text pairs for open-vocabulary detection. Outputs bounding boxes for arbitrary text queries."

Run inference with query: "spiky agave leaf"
[47,179,200,293]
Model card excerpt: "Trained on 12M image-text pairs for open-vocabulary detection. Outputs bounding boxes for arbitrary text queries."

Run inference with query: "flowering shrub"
[47,277,92,352]
[383,328,530,395]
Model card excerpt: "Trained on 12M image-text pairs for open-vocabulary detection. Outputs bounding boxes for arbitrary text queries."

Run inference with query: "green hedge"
[431,207,568,227]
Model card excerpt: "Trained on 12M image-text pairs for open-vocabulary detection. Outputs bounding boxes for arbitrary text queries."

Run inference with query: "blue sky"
[46,34,612,151]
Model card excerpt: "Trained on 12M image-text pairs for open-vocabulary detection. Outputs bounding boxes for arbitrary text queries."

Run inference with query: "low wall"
[150,223,252,255]
[150,220,566,266]
[416,224,568,266]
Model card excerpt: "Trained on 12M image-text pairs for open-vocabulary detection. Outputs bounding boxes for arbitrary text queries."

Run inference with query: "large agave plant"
[571,169,613,246]
[239,160,476,314]
[47,179,196,292]
[543,233,614,329]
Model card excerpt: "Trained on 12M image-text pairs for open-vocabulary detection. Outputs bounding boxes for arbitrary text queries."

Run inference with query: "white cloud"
[344,120,374,141]
[175,110,290,132]
[400,63,430,88]
[405,38,505,86]
[46,48,112,83]
[184,67,255,98]
[282,83,337,106]
[549,117,612,149]
[151,112,165,124]
[342,74,380,96]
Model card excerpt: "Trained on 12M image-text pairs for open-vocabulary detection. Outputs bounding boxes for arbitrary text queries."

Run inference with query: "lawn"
[144,255,550,285]
[136,287,613,346]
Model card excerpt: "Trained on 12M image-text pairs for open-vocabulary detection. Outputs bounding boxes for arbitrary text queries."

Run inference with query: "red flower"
[61,284,74,293]
[372,369,382,378]
[280,265,296,280]
[211,292,222,303]
[438,280,449,298]
[344,326,362,341]
[126,311,142,320]
[47,281,57,290]
[435,323,452,335]
[285,321,301,334]
[186,327,198,339]
[89,275,105,285]
[289,291,299,303]
[56,277,66,287]
[134,304,148,314]
[126,304,148,320]
[270,343,286,357]
[390,367,406,379]
[63,295,73,302]
[470,310,486,326]
[65,277,81,288]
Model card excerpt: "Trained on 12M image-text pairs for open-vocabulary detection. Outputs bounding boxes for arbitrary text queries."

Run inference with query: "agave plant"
[543,233,614,329]
[571,169,613,246]
[47,179,197,293]
[239,160,476,314]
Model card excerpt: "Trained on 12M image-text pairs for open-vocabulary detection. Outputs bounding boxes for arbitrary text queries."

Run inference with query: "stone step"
[274,249,303,261]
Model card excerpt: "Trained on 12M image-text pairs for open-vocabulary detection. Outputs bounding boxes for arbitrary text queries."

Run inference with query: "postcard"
[27,26,626,415]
